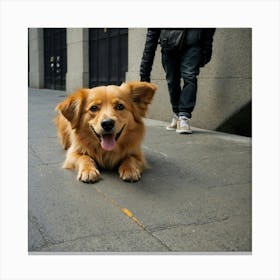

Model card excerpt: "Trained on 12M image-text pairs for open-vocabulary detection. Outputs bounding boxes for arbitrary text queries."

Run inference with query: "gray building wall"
[29,29,44,88]
[28,28,252,132]
[66,29,89,92]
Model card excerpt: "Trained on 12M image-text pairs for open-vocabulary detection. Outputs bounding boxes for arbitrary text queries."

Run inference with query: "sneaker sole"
[176,129,192,134]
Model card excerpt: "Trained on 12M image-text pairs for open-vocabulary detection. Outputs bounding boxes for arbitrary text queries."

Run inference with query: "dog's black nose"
[101,118,115,131]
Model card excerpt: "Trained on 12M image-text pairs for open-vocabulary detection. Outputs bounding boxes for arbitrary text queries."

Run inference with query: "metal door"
[44,28,67,90]
[89,28,128,87]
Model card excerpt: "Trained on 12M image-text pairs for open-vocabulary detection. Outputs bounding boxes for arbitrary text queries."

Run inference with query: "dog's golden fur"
[55,82,157,183]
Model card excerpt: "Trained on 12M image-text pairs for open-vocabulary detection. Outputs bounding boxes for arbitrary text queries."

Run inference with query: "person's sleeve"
[201,28,216,66]
[140,28,161,82]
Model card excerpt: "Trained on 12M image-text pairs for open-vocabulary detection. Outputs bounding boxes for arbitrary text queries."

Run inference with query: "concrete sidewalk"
[28,88,252,253]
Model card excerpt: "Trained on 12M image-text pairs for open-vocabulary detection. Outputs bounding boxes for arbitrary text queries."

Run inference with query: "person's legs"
[179,45,202,119]
[161,51,181,115]
[175,45,202,134]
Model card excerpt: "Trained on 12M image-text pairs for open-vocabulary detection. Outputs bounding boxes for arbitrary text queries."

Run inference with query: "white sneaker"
[166,115,179,130]
[176,116,192,134]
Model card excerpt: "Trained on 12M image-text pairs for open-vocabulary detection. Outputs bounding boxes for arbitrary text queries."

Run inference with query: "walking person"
[140,28,215,134]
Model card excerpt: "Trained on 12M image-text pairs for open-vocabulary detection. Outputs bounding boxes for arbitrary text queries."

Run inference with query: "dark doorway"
[44,28,67,90]
[89,28,128,88]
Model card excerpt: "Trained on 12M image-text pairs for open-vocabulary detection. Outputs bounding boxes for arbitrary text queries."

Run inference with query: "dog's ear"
[124,82,157,117]
[55,90,86,129]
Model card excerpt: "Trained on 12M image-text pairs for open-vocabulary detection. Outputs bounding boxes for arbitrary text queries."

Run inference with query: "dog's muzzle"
[90,120,125,152]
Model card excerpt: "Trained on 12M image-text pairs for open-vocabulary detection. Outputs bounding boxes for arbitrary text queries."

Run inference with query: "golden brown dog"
[55,81,157,183]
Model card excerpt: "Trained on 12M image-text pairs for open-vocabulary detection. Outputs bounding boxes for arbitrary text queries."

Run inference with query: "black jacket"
[140,28,216,82]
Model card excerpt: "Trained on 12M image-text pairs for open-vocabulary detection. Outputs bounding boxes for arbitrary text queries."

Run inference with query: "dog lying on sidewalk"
[54,82,157,183]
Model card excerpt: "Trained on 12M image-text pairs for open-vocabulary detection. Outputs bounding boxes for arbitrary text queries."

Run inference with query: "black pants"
[162,45,202,118]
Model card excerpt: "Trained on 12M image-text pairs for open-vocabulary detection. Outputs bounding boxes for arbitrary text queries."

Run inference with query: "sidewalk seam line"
[93,185,172,251]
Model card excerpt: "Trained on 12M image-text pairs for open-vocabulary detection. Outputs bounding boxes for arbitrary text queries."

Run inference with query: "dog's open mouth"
[91,125,125,151]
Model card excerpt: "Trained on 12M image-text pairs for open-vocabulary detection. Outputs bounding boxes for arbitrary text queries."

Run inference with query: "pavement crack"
[33,229,141,251]
[29,145,44,164]
[28,212,58,250]
[147,216,231,233]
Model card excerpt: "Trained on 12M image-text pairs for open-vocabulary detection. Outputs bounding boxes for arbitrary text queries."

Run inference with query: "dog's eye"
[90,105,99,112]
[115,103,124,111]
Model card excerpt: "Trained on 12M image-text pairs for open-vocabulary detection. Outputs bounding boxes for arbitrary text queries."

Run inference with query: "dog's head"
[56,82,157,151]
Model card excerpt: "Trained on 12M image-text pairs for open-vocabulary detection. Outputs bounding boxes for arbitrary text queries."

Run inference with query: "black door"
[89,28,128,88]
[44,28,67,90]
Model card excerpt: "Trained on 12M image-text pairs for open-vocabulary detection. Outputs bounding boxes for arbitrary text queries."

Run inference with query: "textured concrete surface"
[28,88,252,253]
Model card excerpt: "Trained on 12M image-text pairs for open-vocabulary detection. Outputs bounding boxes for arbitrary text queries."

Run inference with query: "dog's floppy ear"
[55,90,86,129]
[125,81,157,117]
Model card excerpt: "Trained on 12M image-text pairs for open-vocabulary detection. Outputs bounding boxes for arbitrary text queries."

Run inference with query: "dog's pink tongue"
[101,134,116,151]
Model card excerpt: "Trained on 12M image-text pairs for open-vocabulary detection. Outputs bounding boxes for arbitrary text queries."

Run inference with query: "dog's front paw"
[119,165,141,182]
[78,167,100,183]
